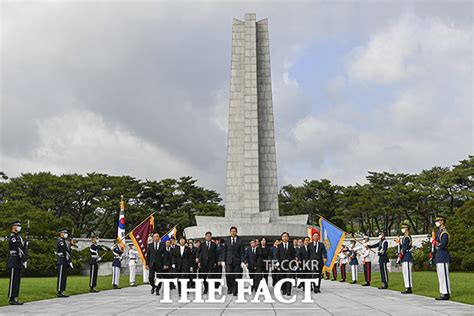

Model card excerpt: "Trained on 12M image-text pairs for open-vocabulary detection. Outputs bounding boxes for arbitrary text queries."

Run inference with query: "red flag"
[307,226,320,240]
[129,215,155,264]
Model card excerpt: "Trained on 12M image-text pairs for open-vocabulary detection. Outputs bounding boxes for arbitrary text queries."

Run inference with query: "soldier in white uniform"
[360,236,372,286]
[400,223,413,294]
[143,234,152,284]
[338,245,348,282]
[128,244,139,287]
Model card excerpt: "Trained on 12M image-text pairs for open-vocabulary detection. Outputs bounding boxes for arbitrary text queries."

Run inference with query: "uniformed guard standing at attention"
[89,236,100,293]
[347,240,359,284]
[7,220,27,305]
[57,228,72,297]
[128,243,139,287]
[434,215,451,300]
[400,223,413,294]
[112,240,124,289]
[360,235,372,286]
[368,231,389,289]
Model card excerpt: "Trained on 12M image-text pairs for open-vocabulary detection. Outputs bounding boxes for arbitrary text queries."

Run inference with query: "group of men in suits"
[145,226,329,297]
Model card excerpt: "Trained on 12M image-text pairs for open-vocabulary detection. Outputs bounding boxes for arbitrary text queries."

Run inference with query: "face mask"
[378,235,382,239]
[435,222,441,227]
[64,233,69,238]
[16,226,22,232]
[401,228,406,234]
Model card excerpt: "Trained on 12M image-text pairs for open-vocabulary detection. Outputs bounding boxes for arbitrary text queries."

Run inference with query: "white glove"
[69,262,74,269]
[240,262,246,268]
[98,257,102,262]
[275,262,280,267]
[190,267,193,272]
[172,264,175,269]
[221,261,225,267]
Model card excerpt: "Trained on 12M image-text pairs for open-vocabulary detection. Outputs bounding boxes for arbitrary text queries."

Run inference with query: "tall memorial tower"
[184,13,308,239]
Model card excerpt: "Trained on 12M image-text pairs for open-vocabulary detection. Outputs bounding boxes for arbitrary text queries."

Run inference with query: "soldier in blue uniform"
[368,231,389,289]
[434,215,451,300]
[7,220,27,305]
[56,229,72,297]
[89,236,100,293]
[400,223,413,294]
[112,240,124,289]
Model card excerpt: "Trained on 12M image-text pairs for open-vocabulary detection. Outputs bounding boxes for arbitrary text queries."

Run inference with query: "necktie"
[284,243,287,251]
[155,242,158,251]
[207,241,210,249]
[232,238,235,245]
[253,248,255,254]
[166,247,169,252]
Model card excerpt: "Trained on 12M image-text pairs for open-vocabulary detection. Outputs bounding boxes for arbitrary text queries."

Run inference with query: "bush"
[449,200,474,271]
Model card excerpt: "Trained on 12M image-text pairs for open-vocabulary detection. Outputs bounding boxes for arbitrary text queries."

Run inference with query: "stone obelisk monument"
[185,13,308,239]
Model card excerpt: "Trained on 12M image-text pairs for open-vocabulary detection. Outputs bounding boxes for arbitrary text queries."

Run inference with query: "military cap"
[401,223,410,229]
[57,228,68,233]
[435,214,447,221]
[9,220,21,227]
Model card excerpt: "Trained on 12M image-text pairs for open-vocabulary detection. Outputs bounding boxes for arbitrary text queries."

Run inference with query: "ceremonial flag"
[117,196,126,247]
[160,225,177,242]
[319,217,346,272]
[129,214,155,264]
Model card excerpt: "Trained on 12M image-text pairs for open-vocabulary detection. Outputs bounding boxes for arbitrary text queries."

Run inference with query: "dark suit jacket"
[256,246,271,272]
[244,247,258,271]
[278,243,295,272]
[309,241,327,270]
[197,241,218,268]
[223,236,244,266]
[172,245,193,272]
[146,242,166,269]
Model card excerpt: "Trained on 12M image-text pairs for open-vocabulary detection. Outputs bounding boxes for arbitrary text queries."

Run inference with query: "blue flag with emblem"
[160,226,177,243]
[319,217,346,272]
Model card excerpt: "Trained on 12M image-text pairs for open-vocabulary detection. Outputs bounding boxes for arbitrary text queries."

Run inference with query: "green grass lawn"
[0,275,144,306]
[349,271,473,305]
[0,272,472,307]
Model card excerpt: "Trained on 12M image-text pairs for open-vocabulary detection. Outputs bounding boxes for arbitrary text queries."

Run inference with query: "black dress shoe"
[9,299,24,305]
[361,282,370,286]
[351,281,357,284]
[401,288,412,294]
[112,285,120,289]
[90,288,99,293]
[233,292,238,296]
[151,288,155,294]
[57,293,69,298]
[227,289,232,294]
[156,291,160,296]
[435,294,450,300]
[331,278,337,281]
[339,279,345,282]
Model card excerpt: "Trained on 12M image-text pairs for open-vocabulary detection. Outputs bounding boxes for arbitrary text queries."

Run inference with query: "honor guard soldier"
[112,240,124,289]
[347,240,359,284]
[400,223,413,294]
[338,245,348,282]
[7,220,27,305]
[434,215,451,300]
[56,228,72,297]
[360,235,372,286]
[128,244,139,287]
[89,236,100,292]
[368,231,389,289]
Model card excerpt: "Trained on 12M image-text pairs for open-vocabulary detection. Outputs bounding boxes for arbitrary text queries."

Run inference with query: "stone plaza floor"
[1,280,473,315]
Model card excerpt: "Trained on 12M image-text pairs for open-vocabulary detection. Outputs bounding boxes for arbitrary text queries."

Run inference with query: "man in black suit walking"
[197,232,218,294]
[172,236,193,296]
[244,240,258,291]
[278,232,296,296]
[309,231,327,293]
[223,226,244,296]
[146,232,165,295]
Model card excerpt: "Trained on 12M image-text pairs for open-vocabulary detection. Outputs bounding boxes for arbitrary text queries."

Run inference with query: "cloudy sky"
[1,0,472,197]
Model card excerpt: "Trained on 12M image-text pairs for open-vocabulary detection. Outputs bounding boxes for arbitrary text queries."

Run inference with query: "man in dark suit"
[223,226,244,296]
[256,237,271,288]
[216,238,225,279]
[271,240,281,286]
[278,232,296,296]
[244,240,258,291]
[309,231,327,293]
[297,237,311,288]
[368,231,389,289]
[172,237,193,295]
[146,232,165,295]
[197,232,218,294]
